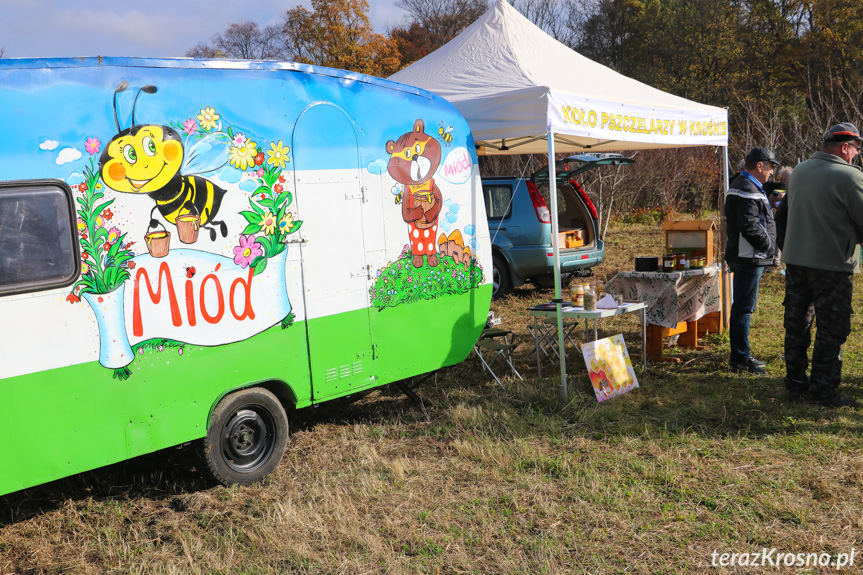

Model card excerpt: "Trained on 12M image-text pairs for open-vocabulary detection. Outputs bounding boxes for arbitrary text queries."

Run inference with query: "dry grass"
[3,218,863,574]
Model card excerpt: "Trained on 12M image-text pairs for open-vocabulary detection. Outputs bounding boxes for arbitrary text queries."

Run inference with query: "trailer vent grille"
[324,361,365,383]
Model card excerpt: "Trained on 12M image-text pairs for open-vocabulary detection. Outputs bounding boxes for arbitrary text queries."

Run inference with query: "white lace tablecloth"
[604,265,721,328]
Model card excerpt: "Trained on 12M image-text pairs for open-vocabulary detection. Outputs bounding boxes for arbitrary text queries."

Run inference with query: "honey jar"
[662,253,676,271]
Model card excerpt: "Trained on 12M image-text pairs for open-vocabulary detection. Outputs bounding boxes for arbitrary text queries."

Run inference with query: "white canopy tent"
[389,0,730,400]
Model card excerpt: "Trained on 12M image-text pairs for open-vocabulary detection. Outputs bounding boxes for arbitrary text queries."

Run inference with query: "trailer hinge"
[345,186,370,202]
[357,345,377,360]
[350,264,372,279]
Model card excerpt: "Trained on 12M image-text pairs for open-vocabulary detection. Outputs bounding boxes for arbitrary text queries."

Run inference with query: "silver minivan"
[483,154,634,298]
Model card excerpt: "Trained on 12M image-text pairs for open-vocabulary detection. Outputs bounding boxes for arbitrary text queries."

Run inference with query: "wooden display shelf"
[645,316,716,362]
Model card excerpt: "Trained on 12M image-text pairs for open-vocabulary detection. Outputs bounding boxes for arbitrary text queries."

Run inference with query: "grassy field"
[3,218,863,574]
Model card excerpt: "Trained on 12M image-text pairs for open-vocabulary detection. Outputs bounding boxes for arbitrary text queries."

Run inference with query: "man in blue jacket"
[724,147,778,374]
[782,123,863,407]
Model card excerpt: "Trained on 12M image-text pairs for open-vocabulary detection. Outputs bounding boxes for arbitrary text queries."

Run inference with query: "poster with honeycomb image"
[582,334,639,402]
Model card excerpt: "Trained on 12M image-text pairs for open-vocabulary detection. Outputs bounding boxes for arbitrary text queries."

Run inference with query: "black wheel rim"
[492,265,501,295]
[220,405,276,472]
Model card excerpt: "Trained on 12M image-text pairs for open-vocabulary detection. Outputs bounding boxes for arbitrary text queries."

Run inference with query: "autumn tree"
[391,0,488,63]
[789,0,863,147]
[186,21,284,60]
[389,22,438,65]
[280,0,402,76]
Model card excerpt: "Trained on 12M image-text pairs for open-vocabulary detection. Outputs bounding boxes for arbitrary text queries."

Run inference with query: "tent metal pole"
[547,132,568,402]
[720,144,731,330]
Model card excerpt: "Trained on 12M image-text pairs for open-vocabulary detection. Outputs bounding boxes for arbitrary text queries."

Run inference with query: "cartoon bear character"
[386,119,443,268]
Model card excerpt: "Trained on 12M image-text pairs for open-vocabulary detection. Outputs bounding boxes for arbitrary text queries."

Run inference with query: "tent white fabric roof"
[388,0,728,155]
[390,0,731,400]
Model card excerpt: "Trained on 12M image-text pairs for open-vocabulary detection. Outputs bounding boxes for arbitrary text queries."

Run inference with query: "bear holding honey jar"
[386,119,444,268]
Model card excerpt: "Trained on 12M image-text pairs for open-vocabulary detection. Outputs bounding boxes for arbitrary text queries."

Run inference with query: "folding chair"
[474,328,523,389]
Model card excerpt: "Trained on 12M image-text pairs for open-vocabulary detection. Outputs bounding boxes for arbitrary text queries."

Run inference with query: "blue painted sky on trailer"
[0,0,408,59]
[0,60,471,179]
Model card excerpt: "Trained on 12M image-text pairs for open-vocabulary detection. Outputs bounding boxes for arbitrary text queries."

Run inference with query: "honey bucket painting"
[582,334,639,402]
[144,229,171,257]
[176,213,200,243]
[413,190,437,229]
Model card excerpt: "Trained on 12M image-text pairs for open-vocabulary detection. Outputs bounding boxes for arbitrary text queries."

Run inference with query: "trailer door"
[292,103,376,400]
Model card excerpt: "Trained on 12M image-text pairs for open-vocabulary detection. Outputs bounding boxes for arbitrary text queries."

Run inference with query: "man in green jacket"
[782,123,863,407]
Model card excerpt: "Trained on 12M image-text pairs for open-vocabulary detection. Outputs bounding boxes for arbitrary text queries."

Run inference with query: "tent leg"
[547,132,568,403]
[720,144,731,330]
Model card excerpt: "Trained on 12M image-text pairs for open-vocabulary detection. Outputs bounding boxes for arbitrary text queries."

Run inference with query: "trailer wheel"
[201,388,288,486]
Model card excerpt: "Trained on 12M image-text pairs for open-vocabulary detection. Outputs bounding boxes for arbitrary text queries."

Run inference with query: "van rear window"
[0,181,79,295]
[483,184,513,219]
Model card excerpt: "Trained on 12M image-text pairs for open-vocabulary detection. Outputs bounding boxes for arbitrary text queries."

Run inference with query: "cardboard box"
[559,228,585,249]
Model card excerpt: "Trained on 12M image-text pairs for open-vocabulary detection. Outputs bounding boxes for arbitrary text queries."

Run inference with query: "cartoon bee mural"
[437,122,454,146]
[99,82,231,241]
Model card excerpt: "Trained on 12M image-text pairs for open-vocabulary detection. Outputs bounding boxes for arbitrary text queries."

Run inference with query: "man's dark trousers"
[784,264,853,401]
[728,262,765,364]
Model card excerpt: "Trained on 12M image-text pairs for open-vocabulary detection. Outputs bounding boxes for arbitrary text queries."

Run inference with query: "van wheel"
[201,388,288,486]
[492,254,512,300]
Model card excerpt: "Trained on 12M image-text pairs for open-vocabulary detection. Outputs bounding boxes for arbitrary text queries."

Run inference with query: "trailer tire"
[201,388,288,486]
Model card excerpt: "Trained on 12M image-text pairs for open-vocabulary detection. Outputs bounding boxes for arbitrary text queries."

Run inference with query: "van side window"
[483,184,513,219]
[0,181,79,296]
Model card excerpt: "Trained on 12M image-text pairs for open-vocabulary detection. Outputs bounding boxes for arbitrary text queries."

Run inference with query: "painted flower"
[233,234,263,268]
[66,294,79,304]
[232,133,248,147]
[81,261,90,275]
[257,168,265,177]
[229,138,258,171]
[278,212,294,234]
[178,348,184,356]
[197,106,220,131]
[98,296,104,303]
[106,227,121,245]
[278,175,285,183]
[81,252,89,260]
[102,208,113,220]
[79,182,88,192]
[77,218,86,232]
[183,118,197,135]
[259,210,277,235]
[266,140,290,169]
[255,152,265,166]
[274,183,284,193]
[84,137,101,155]
[126,261,136,269]
[103,242,111,251]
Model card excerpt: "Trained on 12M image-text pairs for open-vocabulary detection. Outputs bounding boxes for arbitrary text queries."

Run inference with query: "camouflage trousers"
[783,264,854,400]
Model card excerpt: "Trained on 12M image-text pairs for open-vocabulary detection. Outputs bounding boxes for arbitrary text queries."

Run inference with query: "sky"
[0,0,409,59]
